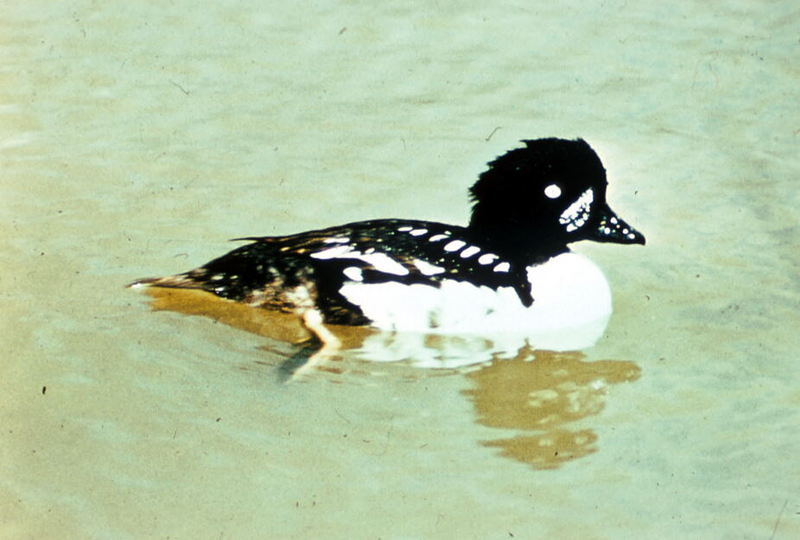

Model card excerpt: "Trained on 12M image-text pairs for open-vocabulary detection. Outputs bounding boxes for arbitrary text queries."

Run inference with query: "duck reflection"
[463,349,640,469]
[138,286,375,346]
[136,286,612,370]
[136,288,640,469]
[137,286,375,378]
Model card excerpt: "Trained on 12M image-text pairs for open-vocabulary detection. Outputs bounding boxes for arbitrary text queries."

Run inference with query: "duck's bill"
[588,205,646,245]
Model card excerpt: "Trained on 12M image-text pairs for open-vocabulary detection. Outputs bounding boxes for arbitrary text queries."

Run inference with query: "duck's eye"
[544,183,562,199]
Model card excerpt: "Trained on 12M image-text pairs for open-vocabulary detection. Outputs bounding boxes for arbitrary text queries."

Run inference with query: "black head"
[468,138,645,257]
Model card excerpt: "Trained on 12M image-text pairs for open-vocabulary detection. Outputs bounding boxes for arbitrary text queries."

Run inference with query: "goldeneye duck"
[131,138,644,350]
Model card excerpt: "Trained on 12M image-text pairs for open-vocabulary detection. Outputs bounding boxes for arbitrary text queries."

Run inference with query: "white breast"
[338,252,612,352]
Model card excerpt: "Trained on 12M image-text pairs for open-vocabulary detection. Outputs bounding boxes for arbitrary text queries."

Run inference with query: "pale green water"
[2,1,799,538]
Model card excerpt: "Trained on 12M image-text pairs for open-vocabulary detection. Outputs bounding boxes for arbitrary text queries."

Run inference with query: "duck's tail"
[126,273,205,290]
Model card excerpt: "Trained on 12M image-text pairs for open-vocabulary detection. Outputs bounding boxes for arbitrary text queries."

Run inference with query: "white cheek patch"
[559,188,594,232]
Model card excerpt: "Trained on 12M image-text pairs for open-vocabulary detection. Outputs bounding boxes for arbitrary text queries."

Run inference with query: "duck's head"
[468,138,645,255]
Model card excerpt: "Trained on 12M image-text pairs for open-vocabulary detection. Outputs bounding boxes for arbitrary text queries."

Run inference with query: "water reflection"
[463,349,641,469]
[136,286,612,368]
[139,286,374,346]
[135,287,641,469]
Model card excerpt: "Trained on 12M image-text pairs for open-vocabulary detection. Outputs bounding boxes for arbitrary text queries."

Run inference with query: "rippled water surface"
[3,1,799,538]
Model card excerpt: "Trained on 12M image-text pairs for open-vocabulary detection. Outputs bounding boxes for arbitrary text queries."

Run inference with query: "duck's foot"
[279,310,341,381]
[301,309,341,351]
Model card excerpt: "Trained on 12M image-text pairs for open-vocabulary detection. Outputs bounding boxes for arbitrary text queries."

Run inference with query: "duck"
[130,138,645,352]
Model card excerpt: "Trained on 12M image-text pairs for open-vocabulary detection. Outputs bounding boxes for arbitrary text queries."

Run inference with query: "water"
[2,1,799,538]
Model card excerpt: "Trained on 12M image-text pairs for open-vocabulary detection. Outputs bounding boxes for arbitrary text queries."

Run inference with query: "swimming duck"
[131,138,645,350]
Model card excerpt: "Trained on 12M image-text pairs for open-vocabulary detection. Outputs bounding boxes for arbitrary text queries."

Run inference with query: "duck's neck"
[466,218,569,266]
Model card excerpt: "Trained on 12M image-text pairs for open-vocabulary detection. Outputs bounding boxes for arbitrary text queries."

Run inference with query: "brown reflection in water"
[138,286,375,348]
[134,287,444,380]
[463,349,640,470]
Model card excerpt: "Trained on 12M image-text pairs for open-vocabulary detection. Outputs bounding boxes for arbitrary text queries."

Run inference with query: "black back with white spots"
[177,219,535,324]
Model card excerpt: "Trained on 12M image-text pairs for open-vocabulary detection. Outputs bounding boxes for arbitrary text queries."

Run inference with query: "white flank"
[338,252,612,352]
